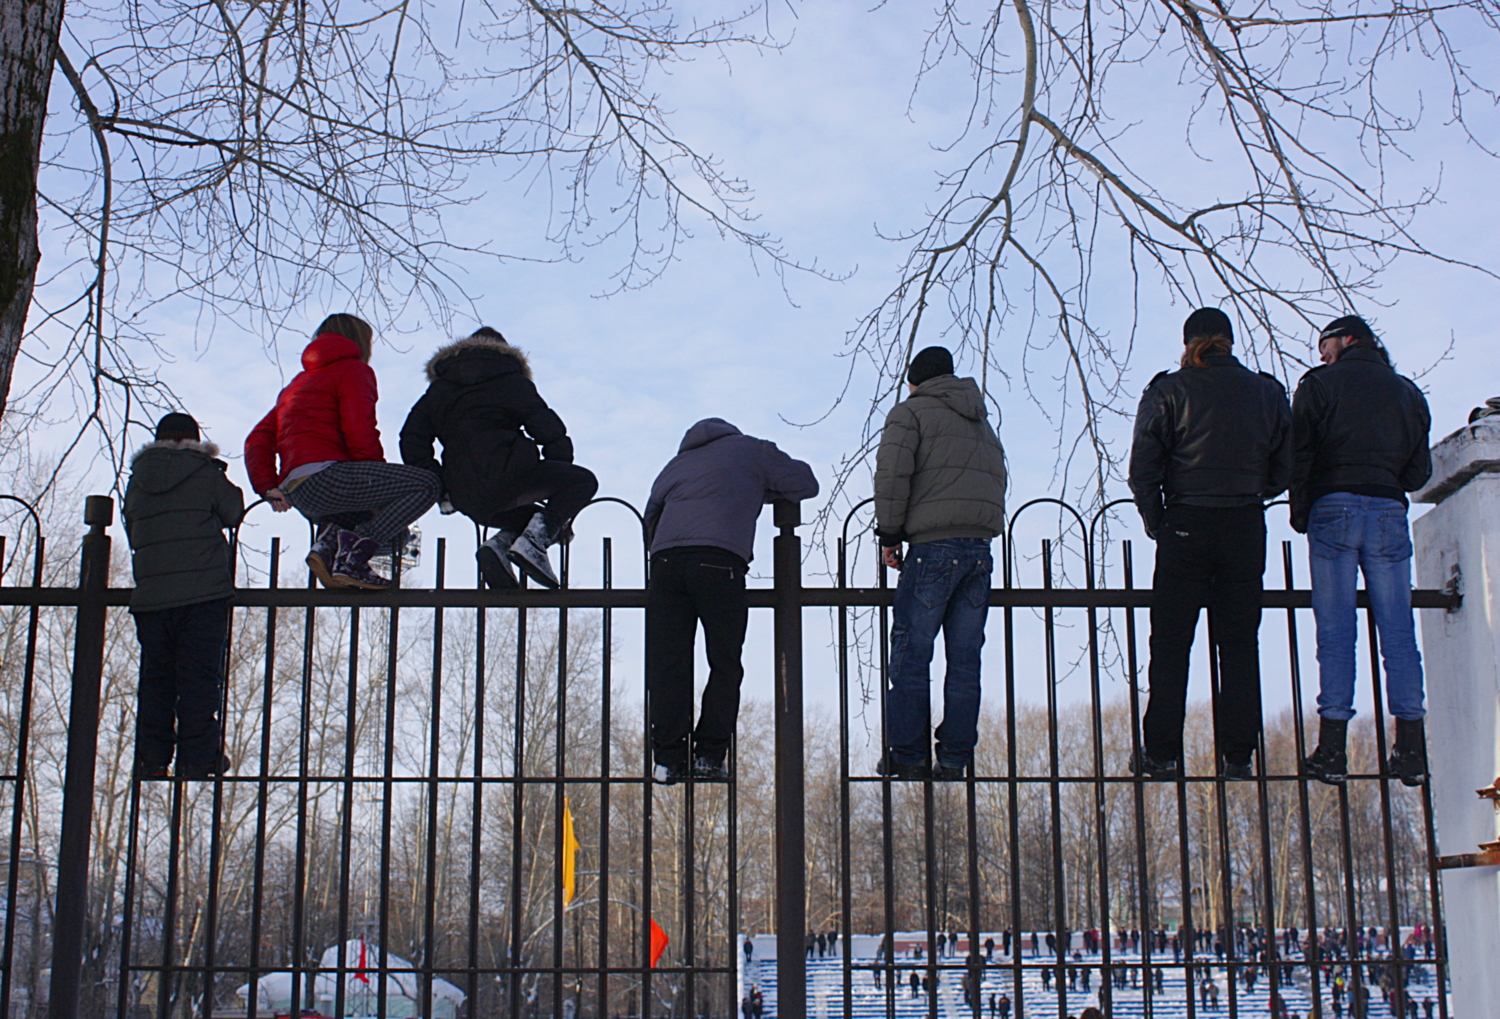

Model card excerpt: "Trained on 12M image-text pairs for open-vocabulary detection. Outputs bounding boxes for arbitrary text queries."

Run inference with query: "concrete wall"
[1413,420,1500,1018]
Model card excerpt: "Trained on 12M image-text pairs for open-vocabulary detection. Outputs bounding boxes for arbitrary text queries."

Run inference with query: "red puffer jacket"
[245,334,384,493]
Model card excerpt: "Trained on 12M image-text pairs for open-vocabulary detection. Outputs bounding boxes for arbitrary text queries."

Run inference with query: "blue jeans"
[1308,493,1425,721]
[886,538,993,767]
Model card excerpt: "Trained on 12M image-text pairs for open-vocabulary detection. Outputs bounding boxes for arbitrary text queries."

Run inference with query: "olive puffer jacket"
[874,374,1008,546]
[123,440,245,612]
[399,335,574,524]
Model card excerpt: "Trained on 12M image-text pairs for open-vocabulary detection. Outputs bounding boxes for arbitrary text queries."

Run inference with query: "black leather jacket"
[1289,346,1431,532]
[1128,353,1292,538]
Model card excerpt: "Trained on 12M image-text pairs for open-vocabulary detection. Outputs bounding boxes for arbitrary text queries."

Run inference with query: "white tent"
[234,940,466,1019]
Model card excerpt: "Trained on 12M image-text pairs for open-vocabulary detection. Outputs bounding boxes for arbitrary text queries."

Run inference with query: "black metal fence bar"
[0,493,1461,1019]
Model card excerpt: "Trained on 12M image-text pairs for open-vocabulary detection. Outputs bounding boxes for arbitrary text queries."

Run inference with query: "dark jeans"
[885,538,993,768]
[646,546,748,765]
[485,461,599,535]
[134,599,230,770]
[1143,504,1266,761]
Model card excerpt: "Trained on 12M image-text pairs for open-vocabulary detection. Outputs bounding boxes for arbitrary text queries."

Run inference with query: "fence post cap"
[83,495,113,528]
[773,499,800,531]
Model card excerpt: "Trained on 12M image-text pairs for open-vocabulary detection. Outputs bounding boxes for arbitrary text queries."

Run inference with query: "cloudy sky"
[18,2,1500,751]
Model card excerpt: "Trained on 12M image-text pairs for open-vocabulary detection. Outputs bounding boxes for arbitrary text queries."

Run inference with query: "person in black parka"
[123,412,244,779]
[401,327,597,589]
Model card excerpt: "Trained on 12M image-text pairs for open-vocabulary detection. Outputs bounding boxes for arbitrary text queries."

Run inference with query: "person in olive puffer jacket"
[874,345,1007,779]
[123,412,244,779]
[1292,315,1432,788]
[400,327,598,589]
[1127,308,1291,781]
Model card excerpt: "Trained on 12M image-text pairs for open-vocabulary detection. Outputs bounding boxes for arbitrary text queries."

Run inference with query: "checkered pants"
[286,462,440,543]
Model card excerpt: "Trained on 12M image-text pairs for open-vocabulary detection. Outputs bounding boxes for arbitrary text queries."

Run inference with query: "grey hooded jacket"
[123,440,245,612]
[874,374,1007,545]
[644,419,819,563]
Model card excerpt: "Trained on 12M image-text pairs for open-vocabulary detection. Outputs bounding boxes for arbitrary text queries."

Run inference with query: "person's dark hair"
[154,411,200,442]
[470,326,508,343]
[1180,308,1234,368]
[907,345,955,386]
[314,313,374,361]
[1319,314,1390,365]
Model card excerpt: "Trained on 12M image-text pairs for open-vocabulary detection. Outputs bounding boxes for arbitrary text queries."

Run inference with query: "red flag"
[355,938,370,984]
[649,919,669,968]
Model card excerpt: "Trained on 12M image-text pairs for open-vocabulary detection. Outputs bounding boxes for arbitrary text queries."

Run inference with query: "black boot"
[1303,716,1348,786]
[1387,717,1428,787]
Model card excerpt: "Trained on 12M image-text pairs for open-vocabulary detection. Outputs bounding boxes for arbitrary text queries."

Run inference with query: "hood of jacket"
[301,333,366,371]
[423,335,532,385]
[129,439,222,495]
[910,374,986,420]
[678,418,742,453]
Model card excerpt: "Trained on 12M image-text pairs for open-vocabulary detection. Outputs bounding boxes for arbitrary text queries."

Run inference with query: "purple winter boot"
[332,532,393,590]
[306,523,346,588]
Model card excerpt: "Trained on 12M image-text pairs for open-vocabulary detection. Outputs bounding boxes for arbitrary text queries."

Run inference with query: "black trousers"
[134,598,230,769]
[646,546,748,765]
[484,461,599,534]
[1143,504,1266,761]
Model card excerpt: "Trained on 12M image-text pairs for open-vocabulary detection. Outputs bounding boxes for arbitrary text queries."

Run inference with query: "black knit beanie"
[907,346,955,386]
[1183,308,1233,345]
[155,412,200,442]
[1318,315,1373,343]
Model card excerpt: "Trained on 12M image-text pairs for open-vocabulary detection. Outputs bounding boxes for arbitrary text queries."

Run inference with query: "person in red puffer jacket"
[245,313,439,589]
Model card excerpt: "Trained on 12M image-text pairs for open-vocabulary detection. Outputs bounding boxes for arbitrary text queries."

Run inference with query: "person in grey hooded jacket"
[874,346,1007,779]
[643,418,818,782]
[123,412,244,779]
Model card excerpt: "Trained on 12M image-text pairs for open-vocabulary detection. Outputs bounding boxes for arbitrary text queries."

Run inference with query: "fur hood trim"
[131,438,221,464]
[424,335,531,382]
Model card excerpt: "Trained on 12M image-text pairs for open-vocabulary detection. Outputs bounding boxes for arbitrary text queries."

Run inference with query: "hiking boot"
[932,762,970,781]
[1303,717,1349,786]
[1220,755,1255,781]
[507,512,560,588]
[477,530,520,590]
[1387,717,1428,787]
[306,524,346,588]
[332,533,393,590]
[1130,747,1180,780]
[877,755,931,781]
[178,754,232,780]
[692,755,731,782]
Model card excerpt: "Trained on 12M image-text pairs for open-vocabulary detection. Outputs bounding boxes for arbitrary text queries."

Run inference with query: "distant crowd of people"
[120,308,1433,797]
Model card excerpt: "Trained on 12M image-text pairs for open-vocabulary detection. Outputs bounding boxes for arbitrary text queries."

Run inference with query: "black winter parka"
[1289,346,1431,532]
[1128,353,1292,538]
[400,337,575,525]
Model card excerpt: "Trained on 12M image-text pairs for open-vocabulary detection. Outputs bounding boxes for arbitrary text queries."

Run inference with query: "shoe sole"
[1306,771,1347,786]
[478,546,519,590]
[332,572,393,590]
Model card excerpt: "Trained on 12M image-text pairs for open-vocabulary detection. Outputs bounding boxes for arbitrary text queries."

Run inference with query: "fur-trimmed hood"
[424,335,531,384]
[129,439,225,496]
[131,438,221,464]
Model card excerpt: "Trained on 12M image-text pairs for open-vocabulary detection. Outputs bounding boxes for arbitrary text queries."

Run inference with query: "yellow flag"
[562,797,581,906]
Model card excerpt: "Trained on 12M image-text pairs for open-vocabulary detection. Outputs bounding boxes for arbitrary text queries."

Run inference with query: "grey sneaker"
[1130,748,1180,780]
[692,756,731,782]
[1220,757,1255,781]
[932,763,970,781]
[877,755,931,781]
[653,762,688,785]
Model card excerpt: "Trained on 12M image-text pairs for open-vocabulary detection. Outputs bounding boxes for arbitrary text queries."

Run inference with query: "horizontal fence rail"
[0,494,1459,1019]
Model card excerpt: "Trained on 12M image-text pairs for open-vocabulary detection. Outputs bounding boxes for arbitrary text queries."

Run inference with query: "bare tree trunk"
[0,0,64,418]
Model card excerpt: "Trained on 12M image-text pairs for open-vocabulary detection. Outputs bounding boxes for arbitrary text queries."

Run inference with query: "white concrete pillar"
[1412,419,1500,1016]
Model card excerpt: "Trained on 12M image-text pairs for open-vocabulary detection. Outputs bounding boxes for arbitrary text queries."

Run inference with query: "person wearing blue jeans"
[884,539,994,774]
[874,346,1008,779]
[1292,316,1432,786]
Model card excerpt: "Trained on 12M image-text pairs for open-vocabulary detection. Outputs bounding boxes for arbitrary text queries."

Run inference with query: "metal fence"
[0,494,1460,1019]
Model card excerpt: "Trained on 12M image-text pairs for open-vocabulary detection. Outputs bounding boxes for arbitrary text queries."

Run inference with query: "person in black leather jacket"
[1128,308,1292,780]
[1291,315,1432,788]
[401,327,598,589]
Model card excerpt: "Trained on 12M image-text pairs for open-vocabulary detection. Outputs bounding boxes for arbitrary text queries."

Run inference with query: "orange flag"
[649,919,669,968]
[561,798,581,907]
